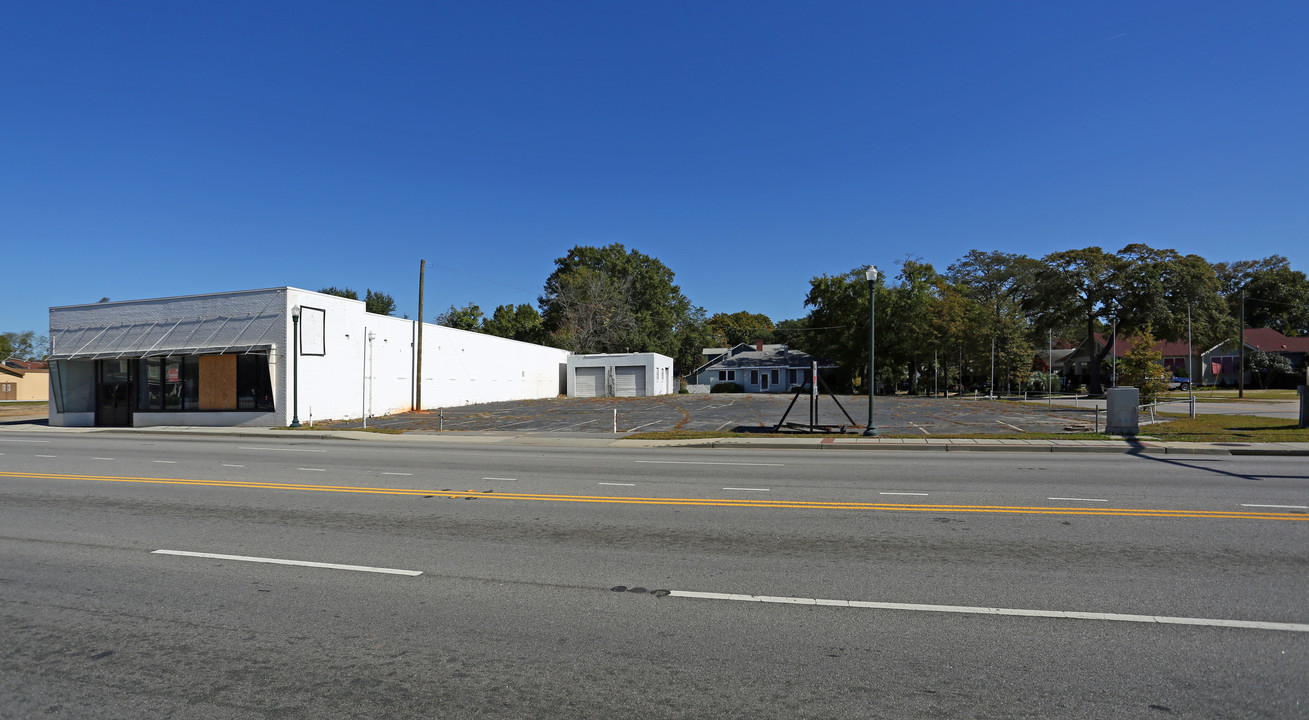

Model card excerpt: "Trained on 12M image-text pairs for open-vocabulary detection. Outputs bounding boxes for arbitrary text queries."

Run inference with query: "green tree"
[704,311,775,347]
[437,303,485,331]
[318,286,358,300]
[1025,247,1122,393]
[364,289,397,316]
[1214,255,1309,337]
[1025,244,1226,394]
[801,267,886,392]
[1117,328,1171,402]
[482,304,545,343]
[671,305,710,378]
[1,331,49,360]
[540,244,693,362]
[1248,349,1294,389]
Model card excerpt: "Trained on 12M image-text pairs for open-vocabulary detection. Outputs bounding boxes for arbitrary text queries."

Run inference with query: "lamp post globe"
[864,265,879,437]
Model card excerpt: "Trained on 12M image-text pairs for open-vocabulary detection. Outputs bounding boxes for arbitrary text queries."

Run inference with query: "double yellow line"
[2,470,1306,521]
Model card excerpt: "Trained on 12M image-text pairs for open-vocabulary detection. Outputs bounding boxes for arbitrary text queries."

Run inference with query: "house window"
[750,370,759,385]
[771,370,779,385]
[728,370,735,381]
[718,371,727,381]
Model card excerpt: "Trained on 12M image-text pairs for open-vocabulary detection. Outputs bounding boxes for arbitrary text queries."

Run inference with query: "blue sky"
[4,1,1307,339]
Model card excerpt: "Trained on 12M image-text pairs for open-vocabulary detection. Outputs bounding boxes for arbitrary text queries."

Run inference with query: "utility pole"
[1239,288,1246,398]
[416,259,425,411]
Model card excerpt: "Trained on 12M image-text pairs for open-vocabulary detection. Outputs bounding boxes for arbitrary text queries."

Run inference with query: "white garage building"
[566,353,674,398]
[48,287,570,427]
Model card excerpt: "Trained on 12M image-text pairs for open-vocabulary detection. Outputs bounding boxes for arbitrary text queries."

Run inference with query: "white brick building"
[48,287,569,427]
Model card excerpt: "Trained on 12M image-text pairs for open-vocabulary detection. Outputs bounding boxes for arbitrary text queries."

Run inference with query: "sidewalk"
[2,420,1307,456]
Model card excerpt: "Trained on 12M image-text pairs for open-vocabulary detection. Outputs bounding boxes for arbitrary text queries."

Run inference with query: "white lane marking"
[908,422,931,435]
[0,439,49,443]
[93,457,115,460]
[298,467,326,472]
[667,590,1309,633]
[381,472,413,476]
[1048,497,1109,503]
[152,460,177,464]
[880,492,929,496]
[237,446,326,453]
[483,476,517,481]
[35,455,56,458]
[723,487,770,492]
[637,460,785,467]
[1241,504,1308,510]
[222,464,244,468]
[599,482,636,487]
[152,549,422,576]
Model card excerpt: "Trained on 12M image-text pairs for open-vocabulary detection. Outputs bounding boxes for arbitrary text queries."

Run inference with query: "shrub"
[710,382,744,393]
[1118,328,1171,402]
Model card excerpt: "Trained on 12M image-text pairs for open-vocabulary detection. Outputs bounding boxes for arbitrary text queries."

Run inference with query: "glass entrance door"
[95,359,133,427]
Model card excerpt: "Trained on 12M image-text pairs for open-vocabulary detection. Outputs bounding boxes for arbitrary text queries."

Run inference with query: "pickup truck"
[1168,377,1192,391]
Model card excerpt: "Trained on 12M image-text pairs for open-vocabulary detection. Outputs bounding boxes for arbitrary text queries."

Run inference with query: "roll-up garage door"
[574,367,606,397]
[614,366,646,397]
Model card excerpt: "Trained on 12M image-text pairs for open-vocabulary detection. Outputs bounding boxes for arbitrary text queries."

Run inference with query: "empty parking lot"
[334,394,1101,436]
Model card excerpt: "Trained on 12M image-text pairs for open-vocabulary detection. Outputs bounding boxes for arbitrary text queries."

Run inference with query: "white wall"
[417,324,568,409]
[287,288,567,421]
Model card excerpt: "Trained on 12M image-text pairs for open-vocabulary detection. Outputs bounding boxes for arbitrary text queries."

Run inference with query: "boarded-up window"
[199,355,237,410]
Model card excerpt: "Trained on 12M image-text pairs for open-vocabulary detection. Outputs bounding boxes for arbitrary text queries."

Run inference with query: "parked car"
[1169,377,1192,391]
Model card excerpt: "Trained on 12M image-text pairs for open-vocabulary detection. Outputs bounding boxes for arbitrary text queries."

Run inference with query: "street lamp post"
[864,265,879,437]
[290,306,301,428]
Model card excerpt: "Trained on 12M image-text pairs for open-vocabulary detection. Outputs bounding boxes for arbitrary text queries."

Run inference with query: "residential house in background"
[1062,333,1201,389]
[1,360,49,401]
[1201,328,1309,386]
[1061,327,1308,389]
[689,342,835,393]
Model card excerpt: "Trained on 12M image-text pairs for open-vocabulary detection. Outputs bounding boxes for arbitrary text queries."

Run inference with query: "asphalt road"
[2,433,1307,718]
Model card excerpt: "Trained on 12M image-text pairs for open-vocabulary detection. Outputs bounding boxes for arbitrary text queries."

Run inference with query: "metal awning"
[49,312,280,360]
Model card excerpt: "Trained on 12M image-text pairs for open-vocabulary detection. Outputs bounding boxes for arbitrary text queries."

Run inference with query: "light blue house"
[689,342,835,393]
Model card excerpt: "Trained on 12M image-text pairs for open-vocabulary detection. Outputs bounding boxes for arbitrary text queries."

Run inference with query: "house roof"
[1075,333,1199,359]
[1243,327,1309,353]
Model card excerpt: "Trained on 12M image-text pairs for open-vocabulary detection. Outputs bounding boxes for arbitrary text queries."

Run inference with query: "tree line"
[422,244,1307,393]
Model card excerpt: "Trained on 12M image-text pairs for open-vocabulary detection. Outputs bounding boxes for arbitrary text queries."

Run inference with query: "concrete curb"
[4,422,1309,456]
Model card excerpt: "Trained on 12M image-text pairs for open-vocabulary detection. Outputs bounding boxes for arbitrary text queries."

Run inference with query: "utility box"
[1105,387,1140,435]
